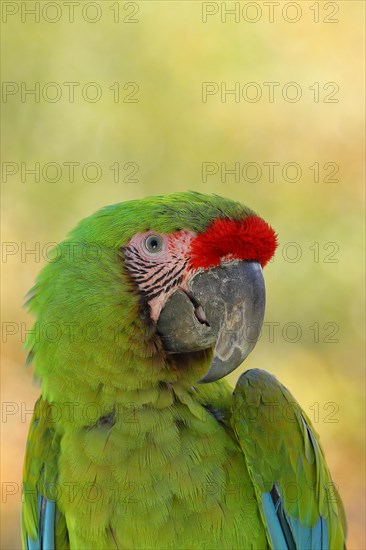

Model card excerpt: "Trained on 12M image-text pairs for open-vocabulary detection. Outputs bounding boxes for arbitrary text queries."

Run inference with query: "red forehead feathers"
[189,216,278,269]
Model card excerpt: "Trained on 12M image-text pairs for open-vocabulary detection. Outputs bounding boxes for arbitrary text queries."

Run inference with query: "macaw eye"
[144,235,163,253]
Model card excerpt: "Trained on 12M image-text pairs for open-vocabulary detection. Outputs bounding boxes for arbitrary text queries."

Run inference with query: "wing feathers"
[22,398,67,550]
[231,369,346,550]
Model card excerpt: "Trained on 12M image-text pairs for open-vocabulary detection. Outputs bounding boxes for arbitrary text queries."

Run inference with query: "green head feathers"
[25,192,262,416]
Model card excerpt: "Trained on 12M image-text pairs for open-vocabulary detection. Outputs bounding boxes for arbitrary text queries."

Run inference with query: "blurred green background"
[1,1,364,548]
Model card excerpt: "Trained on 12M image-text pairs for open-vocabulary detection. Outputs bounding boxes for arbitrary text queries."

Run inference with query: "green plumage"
[232,370,347,549]
[22,192,346,549]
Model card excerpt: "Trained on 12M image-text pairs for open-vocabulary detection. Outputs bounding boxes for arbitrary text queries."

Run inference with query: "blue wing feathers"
[261,492,291,550]
[26,496,55,550]
[262,484,329,550]
[43,500,55,549]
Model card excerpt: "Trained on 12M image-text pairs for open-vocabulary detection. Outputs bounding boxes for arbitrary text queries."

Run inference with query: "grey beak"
[156,261,266,383]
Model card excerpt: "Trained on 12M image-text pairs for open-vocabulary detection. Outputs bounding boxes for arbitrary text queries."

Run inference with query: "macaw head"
[27,192,277,401]
[123,198,276,383]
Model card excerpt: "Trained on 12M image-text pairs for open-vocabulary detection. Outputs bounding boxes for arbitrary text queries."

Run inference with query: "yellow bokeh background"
[1,1,364,548]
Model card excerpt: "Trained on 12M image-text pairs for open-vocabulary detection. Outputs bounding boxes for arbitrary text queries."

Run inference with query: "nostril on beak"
[184,290,210,327]
[194,304,209,326]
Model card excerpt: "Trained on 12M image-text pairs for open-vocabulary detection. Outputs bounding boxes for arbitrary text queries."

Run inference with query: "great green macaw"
[22,192,346,549]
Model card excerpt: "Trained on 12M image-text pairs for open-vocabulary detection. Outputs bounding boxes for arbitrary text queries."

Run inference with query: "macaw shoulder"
[229,368,347,550]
